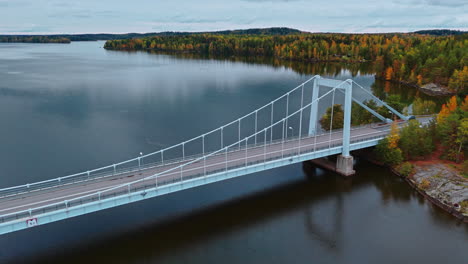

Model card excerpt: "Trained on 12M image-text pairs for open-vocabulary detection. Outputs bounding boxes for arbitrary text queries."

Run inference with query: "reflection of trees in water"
[371,79,444,107]
[303,192,343,251]
[301,161,344,251]
[139,49,443,108]
[144,50,375,78]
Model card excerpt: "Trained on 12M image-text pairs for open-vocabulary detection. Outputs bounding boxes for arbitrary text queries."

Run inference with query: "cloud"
[0,0,466,34]
[394,0,467,7]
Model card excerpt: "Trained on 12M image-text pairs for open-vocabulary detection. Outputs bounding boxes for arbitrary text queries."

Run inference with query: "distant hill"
[414,29,467,36]
[0,35,71,43]
[3,28,466,43]
[205,27,303,35]
[0,27,303,42]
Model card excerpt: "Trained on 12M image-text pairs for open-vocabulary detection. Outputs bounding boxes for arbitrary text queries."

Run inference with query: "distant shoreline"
[0,36,70,44]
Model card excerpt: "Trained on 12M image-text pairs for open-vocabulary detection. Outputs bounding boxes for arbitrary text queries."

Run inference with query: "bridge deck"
[0,125,390,221]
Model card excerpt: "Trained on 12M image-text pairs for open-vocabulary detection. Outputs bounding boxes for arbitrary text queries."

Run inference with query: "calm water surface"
[0,41,466,263]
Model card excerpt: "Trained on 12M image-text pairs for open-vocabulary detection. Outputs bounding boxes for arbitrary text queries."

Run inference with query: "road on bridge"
[0,117,432,224]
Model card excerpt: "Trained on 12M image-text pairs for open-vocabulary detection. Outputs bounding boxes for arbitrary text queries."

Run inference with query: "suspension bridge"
[0,75,431,235]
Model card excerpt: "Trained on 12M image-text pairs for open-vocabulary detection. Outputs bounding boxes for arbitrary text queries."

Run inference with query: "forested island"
[104,31,467,96]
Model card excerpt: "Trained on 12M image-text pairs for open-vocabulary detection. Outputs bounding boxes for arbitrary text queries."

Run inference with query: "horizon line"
[1,27,467,36]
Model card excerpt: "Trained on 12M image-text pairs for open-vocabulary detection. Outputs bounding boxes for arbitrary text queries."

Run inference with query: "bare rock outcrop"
[409,163,467,217]
[420,83,455,96]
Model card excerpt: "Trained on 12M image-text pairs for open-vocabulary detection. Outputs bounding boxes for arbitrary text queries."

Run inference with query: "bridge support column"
[336,79,355,176]
[308,75,320,136]
[336,155,355,176]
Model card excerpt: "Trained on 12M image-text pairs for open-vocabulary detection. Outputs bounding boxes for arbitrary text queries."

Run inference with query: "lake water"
[0,41,466,263]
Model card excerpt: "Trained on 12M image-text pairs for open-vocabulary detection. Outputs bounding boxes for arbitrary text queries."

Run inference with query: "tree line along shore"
[104,32,467,97]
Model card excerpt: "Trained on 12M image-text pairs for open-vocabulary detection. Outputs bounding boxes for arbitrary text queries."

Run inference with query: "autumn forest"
[104,33,468,96]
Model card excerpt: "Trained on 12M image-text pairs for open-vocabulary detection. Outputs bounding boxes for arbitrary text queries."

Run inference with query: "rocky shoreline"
[359,154,468,222]
[392,163,467,222]
[374,76,455,97]
[419,83,456,96]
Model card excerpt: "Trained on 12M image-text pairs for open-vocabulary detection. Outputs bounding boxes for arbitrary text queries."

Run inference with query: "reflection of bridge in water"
[0,76,431,235]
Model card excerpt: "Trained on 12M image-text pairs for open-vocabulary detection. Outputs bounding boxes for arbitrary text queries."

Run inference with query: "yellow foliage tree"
[461,95,468,113]
[388,121,400,149]
[447,96,458,112]
[417,74,423,86]
[437,104,451,123]
[448,66,468,93]
[385,67,394,81]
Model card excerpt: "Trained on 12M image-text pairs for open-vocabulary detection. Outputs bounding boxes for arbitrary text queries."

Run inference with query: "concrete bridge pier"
[307,156,355,177]
[336,155,355,176]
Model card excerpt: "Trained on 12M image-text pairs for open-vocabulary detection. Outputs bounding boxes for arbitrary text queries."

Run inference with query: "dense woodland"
[105,33,468,95]
[0,36,70,43]
[375,95,468,170]
[0,28,300,42]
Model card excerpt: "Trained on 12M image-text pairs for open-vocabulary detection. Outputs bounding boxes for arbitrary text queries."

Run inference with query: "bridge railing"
[0,75,418,200]
[0,126,390,224]
[0,80,367,223]
[0,73,435,228]
[0,121,382,199]
[0,76,327,198]
[0,77,427,224]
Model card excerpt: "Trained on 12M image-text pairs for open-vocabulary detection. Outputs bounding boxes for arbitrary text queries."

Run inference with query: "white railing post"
[314,126,317,152]
[221,127,223,148]
[161,150,164,165]
[238,119,241,149]
[180,166,183,182]
[182,142,185,160]
[225,146,228,171]
[285,94,289,138]
[270,102,274,143]
[204,154,207,177]
[264,129,267,162]
[255,110,258,145]
[244,137,248,166]
[202,135,205,156]
[281,119,285,158]
[298,84,304,156]
[138,158,141,170]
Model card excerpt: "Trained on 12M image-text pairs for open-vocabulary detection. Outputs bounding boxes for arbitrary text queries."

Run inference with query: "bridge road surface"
[0,119,429,221]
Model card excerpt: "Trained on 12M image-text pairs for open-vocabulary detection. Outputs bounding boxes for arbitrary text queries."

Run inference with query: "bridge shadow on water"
[6,159,466,264]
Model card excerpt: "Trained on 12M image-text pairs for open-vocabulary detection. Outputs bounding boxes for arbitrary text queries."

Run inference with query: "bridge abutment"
[336,155,355,176]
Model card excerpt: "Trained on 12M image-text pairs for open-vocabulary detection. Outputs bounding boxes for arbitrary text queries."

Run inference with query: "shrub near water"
[437,96,468,162]
[463,160,468,178]
[375,138,403,166]
[398,162,414,177]
[375,119,435,166]
[419,178,431,190]
[399,120,434,159]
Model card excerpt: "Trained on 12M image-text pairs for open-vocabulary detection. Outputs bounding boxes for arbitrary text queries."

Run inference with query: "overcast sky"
[0,0,467,34]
